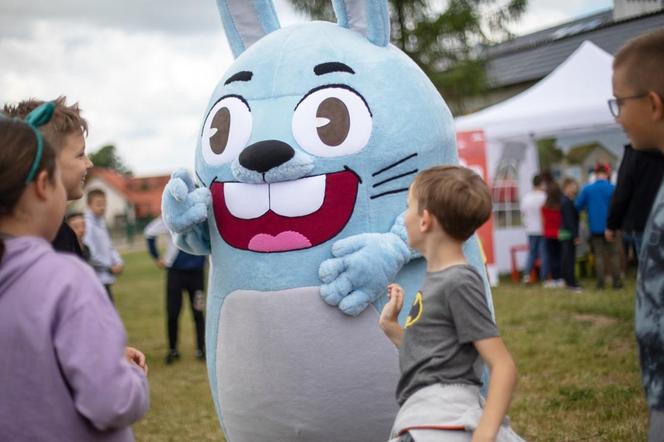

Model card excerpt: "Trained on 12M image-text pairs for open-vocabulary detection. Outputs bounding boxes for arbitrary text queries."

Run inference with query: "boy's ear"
[32,170,51,201]
[649,91,664,121]
[420,209,433,232]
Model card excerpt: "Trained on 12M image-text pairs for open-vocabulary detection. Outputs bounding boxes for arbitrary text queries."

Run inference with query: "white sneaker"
[542,280,556,288]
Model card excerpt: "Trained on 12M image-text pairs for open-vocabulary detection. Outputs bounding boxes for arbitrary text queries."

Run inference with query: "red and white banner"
[456,130,495,266]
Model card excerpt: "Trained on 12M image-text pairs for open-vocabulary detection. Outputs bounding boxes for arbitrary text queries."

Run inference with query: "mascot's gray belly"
[217,286,400,442]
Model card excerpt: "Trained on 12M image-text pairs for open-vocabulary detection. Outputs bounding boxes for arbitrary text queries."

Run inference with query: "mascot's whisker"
[372,152,418,177]
[195,171,209,188]
[370,187,409,199]
[372,169,418,188]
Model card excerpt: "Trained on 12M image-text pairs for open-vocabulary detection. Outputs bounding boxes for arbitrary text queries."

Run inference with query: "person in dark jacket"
[144,216,207,364]
[560,178,581,290]
[606,144,664,260]
[65,212,90,261]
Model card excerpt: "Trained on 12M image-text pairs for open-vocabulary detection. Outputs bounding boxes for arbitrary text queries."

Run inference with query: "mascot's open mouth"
[211,170,359,252]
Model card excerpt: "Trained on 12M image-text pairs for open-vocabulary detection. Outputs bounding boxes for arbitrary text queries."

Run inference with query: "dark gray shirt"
[396,264,499,406]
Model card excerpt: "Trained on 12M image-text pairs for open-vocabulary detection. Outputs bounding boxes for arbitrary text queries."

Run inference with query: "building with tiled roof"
[462,0,664,113]
[81,168,170,229]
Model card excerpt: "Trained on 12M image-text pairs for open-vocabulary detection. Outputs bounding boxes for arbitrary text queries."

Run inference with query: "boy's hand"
[605,229,616,242]
[380,284,404,324]
[111,264,124,275]
[471,426,497,442]
[379,284,405,347]
[125,346,148,376]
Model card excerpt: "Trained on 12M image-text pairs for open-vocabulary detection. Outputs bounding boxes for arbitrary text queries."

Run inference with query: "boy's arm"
[143,217,168,261]
[55,273,149,430]
[84,224,112,270]
[472,337,518,442]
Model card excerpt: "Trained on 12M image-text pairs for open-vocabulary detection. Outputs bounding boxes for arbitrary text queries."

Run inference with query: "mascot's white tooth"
[224,182,269,219]
[270,175,325,217]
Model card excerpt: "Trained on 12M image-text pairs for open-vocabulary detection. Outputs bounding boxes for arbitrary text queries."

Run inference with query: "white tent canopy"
[454,41,628,275]
[456,40,618,140]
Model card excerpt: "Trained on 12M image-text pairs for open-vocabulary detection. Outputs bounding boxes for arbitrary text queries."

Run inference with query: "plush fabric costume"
[162,1,495,441]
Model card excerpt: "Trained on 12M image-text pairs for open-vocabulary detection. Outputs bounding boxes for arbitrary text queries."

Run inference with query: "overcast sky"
[0,0,612,176]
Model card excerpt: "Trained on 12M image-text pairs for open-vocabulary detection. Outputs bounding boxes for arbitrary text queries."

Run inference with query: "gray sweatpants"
[388,384,524,442]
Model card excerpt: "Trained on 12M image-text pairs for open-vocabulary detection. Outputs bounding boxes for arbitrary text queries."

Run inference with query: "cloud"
[0,0,222,37]
[0,20,232,175]
[0,0,612,175]
[0,1,305,176]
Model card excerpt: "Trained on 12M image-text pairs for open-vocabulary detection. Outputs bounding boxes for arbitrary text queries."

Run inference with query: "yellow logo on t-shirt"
[405,292,423,328]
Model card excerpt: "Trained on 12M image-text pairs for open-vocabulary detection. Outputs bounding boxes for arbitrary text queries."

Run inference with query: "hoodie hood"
[0,236,53,297]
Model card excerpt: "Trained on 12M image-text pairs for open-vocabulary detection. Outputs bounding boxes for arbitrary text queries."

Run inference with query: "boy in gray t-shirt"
[380,165,522,442]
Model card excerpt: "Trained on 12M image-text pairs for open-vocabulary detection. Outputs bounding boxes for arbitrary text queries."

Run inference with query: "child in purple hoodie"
[0,105,149,441]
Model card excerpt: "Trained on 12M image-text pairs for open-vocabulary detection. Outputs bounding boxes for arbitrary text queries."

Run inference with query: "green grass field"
[114,251,647,441]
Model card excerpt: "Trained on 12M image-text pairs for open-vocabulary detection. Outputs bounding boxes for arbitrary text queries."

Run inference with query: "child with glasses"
[0,107,149,441]
[611,29,664,441]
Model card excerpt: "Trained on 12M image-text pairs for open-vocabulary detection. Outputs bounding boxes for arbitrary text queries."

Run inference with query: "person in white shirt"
[520,174,547,283]
[84,188,124,303]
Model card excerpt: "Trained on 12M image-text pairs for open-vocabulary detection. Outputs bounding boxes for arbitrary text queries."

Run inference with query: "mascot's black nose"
[239,140,295,174]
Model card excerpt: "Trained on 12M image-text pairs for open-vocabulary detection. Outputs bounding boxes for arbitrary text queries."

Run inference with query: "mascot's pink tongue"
[248,231,312,252]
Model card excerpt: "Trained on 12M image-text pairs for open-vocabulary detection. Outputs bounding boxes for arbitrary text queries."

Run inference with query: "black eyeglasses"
[608,93,647,117]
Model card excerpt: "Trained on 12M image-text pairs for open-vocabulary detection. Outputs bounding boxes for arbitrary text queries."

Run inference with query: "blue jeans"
[525,235,548,280]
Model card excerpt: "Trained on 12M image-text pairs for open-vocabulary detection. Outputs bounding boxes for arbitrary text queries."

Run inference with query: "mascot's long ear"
[216,0,281,58]
[332,0,390,47]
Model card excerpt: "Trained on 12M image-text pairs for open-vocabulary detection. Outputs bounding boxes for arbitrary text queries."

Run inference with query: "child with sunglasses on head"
[0,105,149,441]
[611,29,664,441]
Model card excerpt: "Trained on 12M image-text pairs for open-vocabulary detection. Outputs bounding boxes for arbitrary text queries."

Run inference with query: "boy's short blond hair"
[2,96,88,152]
[614,29,664,96]
[411,165,492,241]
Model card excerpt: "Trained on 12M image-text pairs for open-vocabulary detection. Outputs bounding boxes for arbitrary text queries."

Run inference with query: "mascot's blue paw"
[162,168,211,234]
[319,232,410,316]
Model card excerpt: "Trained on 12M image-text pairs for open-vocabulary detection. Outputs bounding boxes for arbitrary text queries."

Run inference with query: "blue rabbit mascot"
[162,1,494,440]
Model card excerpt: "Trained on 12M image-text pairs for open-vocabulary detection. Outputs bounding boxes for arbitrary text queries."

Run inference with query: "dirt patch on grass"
[574,314,618,327]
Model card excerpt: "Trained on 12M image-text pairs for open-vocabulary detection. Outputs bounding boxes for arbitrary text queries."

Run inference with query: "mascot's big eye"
[292,86,372,157]
[201,95,252,165]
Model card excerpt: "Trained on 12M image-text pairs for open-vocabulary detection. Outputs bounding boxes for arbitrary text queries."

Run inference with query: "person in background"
[576,163,623,289]
[560,178,581,291]
[0,111,149,441]
[65,211,90,261]
[84,189,124,303]
[542,182,564,288]
[520,174,547,284]
[611,28,664,440]
[606,144,664,263]
[144,216,207,364]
